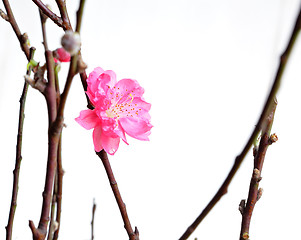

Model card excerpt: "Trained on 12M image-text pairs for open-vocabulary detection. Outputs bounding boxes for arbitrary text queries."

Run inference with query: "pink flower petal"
[119,117,152,141]
[93,126,103,152]
[75,109,100,130]
[114,124,128,145]
[103,70,117,88]
[101,135,120,155]
[112,79,145,103]
[87,67,104,96]
[93,126,120,155]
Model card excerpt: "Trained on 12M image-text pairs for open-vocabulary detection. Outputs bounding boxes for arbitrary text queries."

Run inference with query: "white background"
[0,0,301,239]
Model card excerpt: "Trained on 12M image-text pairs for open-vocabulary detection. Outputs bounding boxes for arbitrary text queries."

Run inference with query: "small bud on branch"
[61,31,81,56]
[268,133,278,145]
[0,9,9,21]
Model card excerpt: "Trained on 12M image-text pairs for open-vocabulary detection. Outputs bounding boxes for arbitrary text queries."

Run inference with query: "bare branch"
[2,0,30,58]
[239,101,277,240]
[96,151,139,240]
[179,6,301,240]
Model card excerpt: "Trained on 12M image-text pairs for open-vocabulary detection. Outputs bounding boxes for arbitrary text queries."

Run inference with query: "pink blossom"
[53,48,71,63]
[75,67,152,155]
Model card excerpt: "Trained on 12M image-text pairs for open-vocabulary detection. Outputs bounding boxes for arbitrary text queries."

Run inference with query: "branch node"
[268,133,278,145]
[21,32,30,47]
[134,226,139,236]
[29,220,45,240]
[0,9,9,21]
[252,146,258,157]
[242,232,249,240]
[77,55,87,73]
[239,199,246,215]
[257,188,263,201]
[252,168,261,181]
[24,75,46,92]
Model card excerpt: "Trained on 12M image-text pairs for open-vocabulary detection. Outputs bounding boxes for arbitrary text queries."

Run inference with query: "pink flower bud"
[53,48,71,63]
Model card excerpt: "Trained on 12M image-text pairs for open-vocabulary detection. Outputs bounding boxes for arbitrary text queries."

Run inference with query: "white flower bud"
[61,30,81,56]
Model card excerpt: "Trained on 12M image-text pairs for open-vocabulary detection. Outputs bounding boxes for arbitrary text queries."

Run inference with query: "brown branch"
[46,173,57,240]
[178,6,301,240]
[30,1,86,238]
[6,82,29,240]
[239,100,277,240]
[96,151,139,240]
[91,199,96,240]
[2,0,30,59]
[29,16,60,240]
[75,0,86,33]
[0,9,9,21]
[5,47,35,240]
[53,136,63,240]
[55,0,72,30]
[31,0,67,30]
[29,49,60,240]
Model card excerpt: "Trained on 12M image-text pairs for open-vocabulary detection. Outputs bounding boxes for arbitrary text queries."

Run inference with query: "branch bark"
[31,0,67,30]
[179,6,301,240]
[91,199,96,240]
[239,100,277,240]
[2,0,30,59]
[96,151,139,240]
[5,48,35,240]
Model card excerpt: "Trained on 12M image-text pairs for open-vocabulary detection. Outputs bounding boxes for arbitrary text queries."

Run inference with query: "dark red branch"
[29,49,60,240]
[96,151,139,240]
[179,6,301,240]
[239,101,277,240]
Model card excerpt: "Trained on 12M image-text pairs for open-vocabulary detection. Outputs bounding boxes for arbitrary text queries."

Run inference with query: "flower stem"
[96,150,139,240]
[179,6,301,240]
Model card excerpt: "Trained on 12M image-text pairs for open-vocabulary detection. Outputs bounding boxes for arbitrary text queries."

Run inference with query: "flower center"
[106,93,138,119]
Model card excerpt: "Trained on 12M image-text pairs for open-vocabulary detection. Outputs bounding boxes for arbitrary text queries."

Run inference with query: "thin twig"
[2,0,30,59]
[96,151,139,240]
[239,100,277,240]
[0,9,9,21]
[179,6,301,240]
[31,0,67,30]
[47,174,57,240]
[5,47,35,240]
[53,136,63,240]
[55,0,72,30]
[75,0,86,33]
[91,199,96,240]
